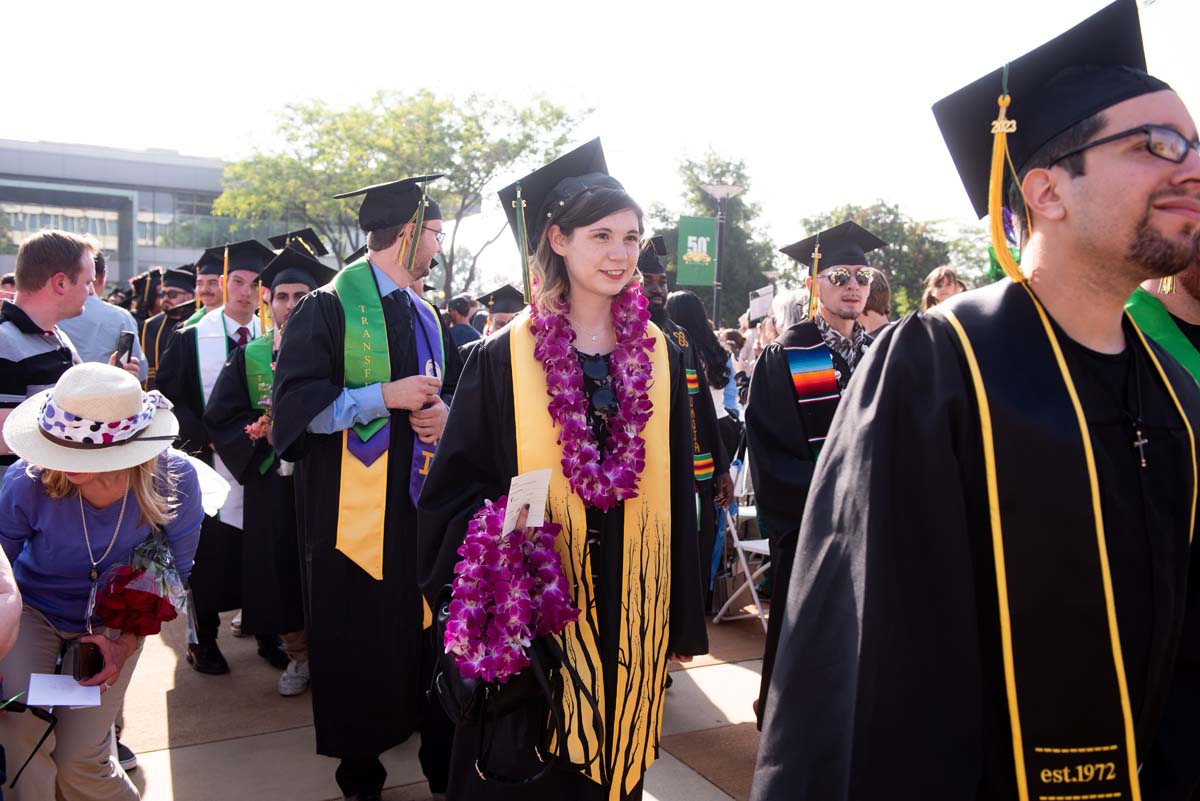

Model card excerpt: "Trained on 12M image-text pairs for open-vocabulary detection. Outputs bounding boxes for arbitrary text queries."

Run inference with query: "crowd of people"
[1,1,1199,800]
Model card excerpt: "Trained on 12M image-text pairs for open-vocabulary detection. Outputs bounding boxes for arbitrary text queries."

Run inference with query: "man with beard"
[272,176,459,801]
[204,242,336,696]
[641,237,733,600]
[752,2,1200,800]
[744,220,884,729]
[140,266,196,390]
[181,248,226,326]
[1126,257,1200,379]
[157,239,278,675]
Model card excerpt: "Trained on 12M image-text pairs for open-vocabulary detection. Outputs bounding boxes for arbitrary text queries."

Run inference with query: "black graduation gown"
[272,286,462,759]
[656,314,730,594]
[157,318,242,614]
[744,320,866,727]
[416,326,709,801]
[752,291,1200,801]
[141,310,186,391]
[202,344,305,636]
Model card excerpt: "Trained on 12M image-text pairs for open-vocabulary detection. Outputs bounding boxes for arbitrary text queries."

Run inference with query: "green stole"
[511,315,673,801]
[1125,287,1200,384]
[331,258,391,581]
[185,306,207,326]
[243,334,276,475]
[934,280,1196,801]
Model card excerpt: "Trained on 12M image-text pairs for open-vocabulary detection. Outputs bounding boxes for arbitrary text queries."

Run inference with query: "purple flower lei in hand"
[529,286,655,511]
[445,496,580,684]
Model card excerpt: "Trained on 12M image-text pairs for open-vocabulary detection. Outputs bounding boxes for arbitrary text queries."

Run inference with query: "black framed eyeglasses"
[821,267,874,288]
[1050,125,1200,167]
[422,226,446,245]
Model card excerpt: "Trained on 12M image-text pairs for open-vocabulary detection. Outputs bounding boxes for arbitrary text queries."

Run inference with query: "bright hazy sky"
[6,0,1197,288]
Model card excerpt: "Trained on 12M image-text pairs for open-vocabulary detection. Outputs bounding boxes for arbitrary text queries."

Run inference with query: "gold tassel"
[988,93,1026,284]
[513,181,532,304]
[396,198,428,275]
[258,284,272,333]
[808,241,822,320]
[222,244,230,307]
[1159,275,1178,294]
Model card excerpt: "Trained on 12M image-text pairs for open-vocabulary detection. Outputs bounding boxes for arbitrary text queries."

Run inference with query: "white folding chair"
[712,455,770,631]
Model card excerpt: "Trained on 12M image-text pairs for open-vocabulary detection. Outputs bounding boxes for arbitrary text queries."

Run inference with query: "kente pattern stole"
[511,315,673,801]
[936,281,1196,801]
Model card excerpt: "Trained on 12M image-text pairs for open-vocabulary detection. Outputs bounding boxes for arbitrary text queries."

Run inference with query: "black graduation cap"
[218,240,275,275]
[260,245,337,291]
[333,175,443,231]
[162,266,196,292]
[498,139,625,254]
[932,0,1170,218]
[345,244,368,264]
[477,284,526,315]
[129,269,162,303]
[638,235,669,275]
[780,221,888,269]
[268,227,329,258]
[196,247,225,276]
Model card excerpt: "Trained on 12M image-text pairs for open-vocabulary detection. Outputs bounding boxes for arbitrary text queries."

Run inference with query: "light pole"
[701,183,745,327]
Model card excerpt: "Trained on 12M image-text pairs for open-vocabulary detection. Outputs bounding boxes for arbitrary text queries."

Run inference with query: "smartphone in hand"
[115,331,135,365]
[73,641,103,682]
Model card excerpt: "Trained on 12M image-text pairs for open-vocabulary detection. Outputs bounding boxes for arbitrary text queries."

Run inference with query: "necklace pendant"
[1133,428,1150,469]
[89,567,99,582]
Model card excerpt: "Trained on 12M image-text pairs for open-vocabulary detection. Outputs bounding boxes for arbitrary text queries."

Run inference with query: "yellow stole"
[510,315,673,800]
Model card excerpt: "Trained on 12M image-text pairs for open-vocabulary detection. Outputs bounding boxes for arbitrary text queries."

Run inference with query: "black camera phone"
[115,331,135,365]
[73,641,103,682]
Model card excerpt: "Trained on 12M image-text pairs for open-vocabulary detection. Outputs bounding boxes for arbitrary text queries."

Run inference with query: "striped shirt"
[0,300,80,468]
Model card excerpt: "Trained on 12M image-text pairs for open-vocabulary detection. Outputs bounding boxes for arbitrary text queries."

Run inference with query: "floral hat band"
[37,390,176,451]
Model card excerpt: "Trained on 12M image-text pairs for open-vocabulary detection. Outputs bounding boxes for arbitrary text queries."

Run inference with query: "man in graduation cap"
[272,176,460,801]
[140,265,196,390]
[185,248,226,326]
[158,239,279,675]
[129,269,162,327]
[744,220,883,730]
[752,2,1200,799]
[203,242,336,697]
[640,236,733,598]
[475,284,525,335]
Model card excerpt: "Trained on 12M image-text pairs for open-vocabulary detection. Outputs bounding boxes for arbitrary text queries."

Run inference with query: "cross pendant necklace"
[1133,427,1150,469]
[1121,344,1149,470]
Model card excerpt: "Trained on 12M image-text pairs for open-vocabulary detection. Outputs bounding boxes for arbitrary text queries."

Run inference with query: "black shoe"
[342,794,382,801]
[256,635,290,670]
[117,741,138,771]
[186,640,230,675]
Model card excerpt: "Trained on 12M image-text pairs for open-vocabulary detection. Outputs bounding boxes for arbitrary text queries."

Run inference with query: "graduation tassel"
[1159,275,1177,294]
[513,181,532,304]
[808,239,822,320]
[397,196,428,276]
[988,73,1026,285]
[222,244,230,307]
[258,284,272,333]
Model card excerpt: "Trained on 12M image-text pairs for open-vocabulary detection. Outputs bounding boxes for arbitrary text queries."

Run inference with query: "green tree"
[214,91,581,299]
[794,201,960,317]
[648,153,780,327]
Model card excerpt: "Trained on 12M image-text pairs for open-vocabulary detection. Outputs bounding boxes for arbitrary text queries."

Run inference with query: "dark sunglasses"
[821,267,874,288]
[581,357,618,417]
[1050,124,1200,167]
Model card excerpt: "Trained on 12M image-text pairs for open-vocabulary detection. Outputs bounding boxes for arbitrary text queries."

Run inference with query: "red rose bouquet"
[90,533,187,636]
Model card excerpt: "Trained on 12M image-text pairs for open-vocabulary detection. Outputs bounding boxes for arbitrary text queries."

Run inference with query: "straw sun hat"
[3,362,178,473]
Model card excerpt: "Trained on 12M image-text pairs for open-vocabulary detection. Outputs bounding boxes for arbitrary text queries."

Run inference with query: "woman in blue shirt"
[0,363,202,801]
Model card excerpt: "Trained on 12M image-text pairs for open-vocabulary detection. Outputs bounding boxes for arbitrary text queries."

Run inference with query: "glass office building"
[0,139,285,283]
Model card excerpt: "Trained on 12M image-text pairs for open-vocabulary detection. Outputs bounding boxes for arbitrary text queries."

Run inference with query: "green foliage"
[0,211,15,255]
[214,91,581,298]
[794,202,990,317]
[648,152,781,327]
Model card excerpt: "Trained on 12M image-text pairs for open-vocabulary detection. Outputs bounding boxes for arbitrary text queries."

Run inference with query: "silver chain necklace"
[80,477,130,582]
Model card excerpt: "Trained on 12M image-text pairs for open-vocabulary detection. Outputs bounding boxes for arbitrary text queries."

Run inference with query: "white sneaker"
[277,659,310,697]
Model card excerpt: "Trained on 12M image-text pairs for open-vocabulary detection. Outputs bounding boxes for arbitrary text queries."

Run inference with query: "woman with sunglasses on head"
[743,221,888,728]
[418,140,707,801]
[0,363,203,801]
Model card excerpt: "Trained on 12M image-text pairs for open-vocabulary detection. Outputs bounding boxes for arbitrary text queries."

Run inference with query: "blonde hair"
[36,455,180,530]
[530,186,644,317]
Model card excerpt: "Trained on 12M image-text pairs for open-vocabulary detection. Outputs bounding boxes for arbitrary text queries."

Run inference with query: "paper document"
[27,673,101,708]
[502,469,553,534]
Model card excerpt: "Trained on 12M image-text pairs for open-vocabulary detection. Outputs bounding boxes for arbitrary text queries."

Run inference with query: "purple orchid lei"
[529,286,656,511]
[445,496,580,683]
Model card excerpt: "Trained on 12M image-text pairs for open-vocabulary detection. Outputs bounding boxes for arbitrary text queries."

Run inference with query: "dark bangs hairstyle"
[532,186,644,316]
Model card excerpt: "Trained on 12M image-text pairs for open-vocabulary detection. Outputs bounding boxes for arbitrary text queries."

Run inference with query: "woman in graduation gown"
[418,139,708,801]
